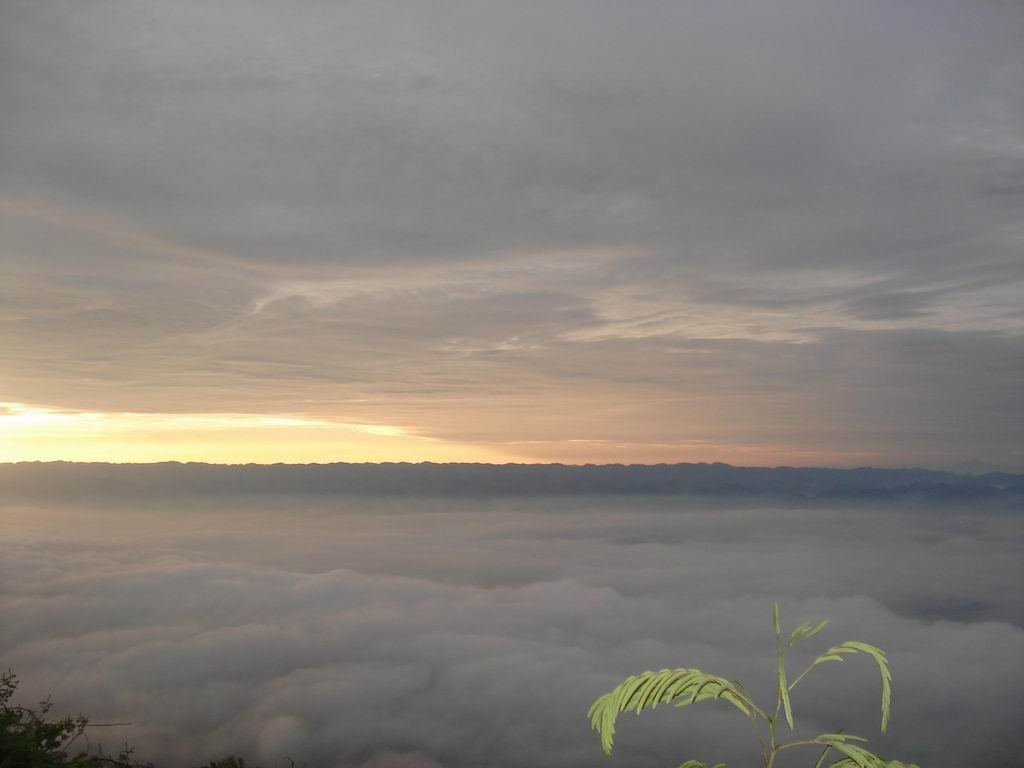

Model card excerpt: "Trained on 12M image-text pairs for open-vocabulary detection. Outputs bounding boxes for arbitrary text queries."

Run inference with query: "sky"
[1,0,1023,468]
[3,493,1023,768]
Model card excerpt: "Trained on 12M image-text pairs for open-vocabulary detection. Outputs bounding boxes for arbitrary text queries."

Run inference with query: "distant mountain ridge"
[2,461,1022,504]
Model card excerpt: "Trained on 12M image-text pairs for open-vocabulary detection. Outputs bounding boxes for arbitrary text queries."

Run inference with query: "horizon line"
[2,459,1018,475]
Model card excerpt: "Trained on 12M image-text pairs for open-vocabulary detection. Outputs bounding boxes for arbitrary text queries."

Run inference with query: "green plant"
[587,603,920,768]
[0,669,144,768]
[1,671,281,768]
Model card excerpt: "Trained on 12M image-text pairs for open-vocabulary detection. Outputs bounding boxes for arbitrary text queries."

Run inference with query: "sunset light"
[0,402,513,464]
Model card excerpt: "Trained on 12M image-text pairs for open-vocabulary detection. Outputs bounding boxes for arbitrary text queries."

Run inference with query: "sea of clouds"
[3,492,1022,768]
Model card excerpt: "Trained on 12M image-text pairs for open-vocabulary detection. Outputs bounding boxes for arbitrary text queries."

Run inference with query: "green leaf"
[773,602,795,729]
[831,761,921,768]
[813,734,920,768]
[811,641,891,733]
[831,745,873,768]
[789,619,829,648]
[777,656,794,729]
[585,602,908,767]
[588,668,752,754]
[831,741,892,768]
[844,641,892,734]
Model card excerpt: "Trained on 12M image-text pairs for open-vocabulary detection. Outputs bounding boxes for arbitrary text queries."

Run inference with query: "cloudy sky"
[1,0,1022,467]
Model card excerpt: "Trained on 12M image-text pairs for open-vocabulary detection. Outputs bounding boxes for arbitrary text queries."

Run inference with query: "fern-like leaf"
[773,603,795,730]
[810,641,892,732]
[588,668,752,754]
[777,655,794,730]
[788,619,829,648]
[831,762,921,768]
[811,734,919,768]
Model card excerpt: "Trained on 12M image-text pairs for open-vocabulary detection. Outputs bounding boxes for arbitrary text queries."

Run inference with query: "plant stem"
[776,739,831,752]
[787,661,817,692]
[747,711,768,767]
[813,742,835,768]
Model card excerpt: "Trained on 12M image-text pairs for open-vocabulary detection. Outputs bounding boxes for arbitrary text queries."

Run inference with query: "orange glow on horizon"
[0,402,519,464]
[0,401,897,468]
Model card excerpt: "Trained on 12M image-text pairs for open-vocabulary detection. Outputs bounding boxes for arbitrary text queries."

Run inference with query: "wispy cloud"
[1,0,1022,465]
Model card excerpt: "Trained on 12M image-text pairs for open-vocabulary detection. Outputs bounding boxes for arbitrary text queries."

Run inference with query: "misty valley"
[2,467,1022,767]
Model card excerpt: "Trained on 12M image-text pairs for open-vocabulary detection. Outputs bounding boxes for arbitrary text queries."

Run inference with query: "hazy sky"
[3,494,1023,768]
[2,1,1022,466]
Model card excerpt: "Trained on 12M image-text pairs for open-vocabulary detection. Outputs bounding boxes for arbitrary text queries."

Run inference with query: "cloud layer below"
[3,492,1022,768]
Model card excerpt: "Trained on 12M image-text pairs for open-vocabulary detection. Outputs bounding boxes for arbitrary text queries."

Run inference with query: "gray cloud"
[3,1,1021,266]
[2,493,1023,768]
[2,0,1023,464]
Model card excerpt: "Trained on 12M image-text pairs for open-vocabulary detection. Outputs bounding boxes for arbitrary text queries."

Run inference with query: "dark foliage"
[0,673,251,768]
